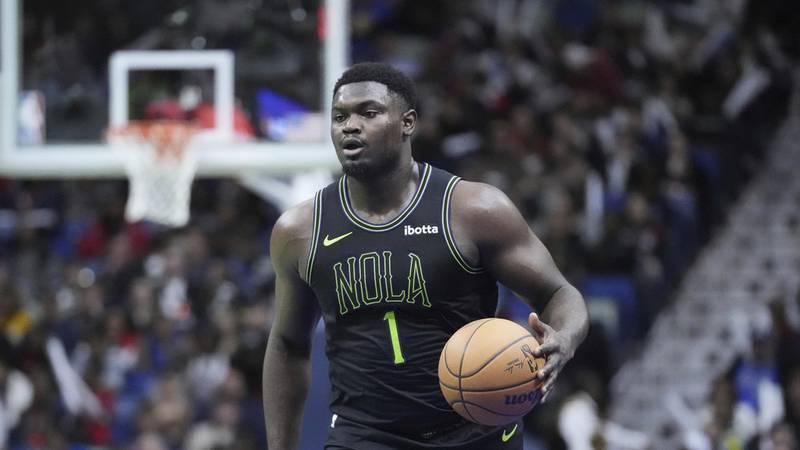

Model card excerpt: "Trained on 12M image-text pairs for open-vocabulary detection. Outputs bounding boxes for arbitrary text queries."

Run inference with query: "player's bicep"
[486,226,567,307]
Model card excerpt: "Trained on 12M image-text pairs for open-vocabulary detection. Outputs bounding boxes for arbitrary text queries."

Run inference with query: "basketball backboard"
[0,0,346,178]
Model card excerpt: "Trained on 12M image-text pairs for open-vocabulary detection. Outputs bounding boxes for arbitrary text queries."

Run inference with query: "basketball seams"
[443,319,489,378]
[456,318,494,424]
[459,334,533,378]
[442,338,460,378]
[439,375,540,393]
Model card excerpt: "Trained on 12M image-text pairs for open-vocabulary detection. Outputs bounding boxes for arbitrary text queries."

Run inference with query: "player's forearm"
[263,337,312,450]
[541,284,589,356]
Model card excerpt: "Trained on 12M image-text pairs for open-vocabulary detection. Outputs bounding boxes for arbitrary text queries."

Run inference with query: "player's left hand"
[528,312,573,403]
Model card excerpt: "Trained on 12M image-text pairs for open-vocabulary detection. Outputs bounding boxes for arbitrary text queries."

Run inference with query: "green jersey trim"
[338,163,432,232]
[442,176,486,274]
[304,190,323,283]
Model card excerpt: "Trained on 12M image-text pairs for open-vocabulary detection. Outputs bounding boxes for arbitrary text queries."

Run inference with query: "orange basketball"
[438,318,546,426]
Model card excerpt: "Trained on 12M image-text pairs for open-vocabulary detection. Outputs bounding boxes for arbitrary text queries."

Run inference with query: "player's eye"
[333,113,346,123]
[363,110,378,118]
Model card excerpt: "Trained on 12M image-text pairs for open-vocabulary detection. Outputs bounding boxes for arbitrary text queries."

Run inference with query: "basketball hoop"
[107,121,200,227]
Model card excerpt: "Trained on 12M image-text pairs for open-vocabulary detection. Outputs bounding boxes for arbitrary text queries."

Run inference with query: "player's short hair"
[334,62,417,110]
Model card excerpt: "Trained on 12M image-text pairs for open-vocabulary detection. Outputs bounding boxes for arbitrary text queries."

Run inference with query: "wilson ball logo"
[504,390,542,406]
[404,225,439,236]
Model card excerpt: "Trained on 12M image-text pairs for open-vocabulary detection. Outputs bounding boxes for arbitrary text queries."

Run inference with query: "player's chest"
[310,227,457,316]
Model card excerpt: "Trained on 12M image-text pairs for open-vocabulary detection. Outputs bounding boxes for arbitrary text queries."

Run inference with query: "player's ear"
[401,109,417,139]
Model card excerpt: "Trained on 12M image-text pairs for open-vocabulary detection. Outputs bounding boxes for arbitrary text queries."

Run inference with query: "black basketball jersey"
[304,162,499,434]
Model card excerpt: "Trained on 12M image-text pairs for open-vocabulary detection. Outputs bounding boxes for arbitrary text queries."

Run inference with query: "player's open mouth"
[341,138,365,156]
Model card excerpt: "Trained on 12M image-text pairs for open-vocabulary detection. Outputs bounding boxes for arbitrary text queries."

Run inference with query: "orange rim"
[107,120,200,159]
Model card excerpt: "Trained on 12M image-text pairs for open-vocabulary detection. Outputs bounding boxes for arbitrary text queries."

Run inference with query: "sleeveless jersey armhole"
[302,190,323,284]
[441,177,486,274]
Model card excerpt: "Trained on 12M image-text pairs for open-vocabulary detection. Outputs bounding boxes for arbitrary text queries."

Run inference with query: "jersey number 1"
[383,311,406,364]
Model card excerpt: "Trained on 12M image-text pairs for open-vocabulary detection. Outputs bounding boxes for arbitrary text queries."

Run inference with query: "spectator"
[731,316,785,441]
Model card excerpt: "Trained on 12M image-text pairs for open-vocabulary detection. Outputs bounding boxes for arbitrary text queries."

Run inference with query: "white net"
[108,121,198,227]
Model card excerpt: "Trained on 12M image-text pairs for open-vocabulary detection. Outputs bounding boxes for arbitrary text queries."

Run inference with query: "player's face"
[331,81,409,180]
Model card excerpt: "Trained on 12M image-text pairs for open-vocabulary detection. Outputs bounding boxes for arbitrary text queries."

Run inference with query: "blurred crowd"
[672,294,800,450]
[0,180,280,449]
[8,0,800,448]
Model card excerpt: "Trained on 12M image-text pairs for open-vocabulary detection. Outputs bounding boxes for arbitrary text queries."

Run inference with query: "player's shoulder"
[449,179,529,246]
[270,196,316,261]
[451,179,518,218]
[273,197,315,239]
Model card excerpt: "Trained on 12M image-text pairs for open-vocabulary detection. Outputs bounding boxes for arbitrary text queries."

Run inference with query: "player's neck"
[347,157,419,215]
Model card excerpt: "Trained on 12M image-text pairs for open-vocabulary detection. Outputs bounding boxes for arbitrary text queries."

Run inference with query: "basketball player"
[263,63,589,449]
